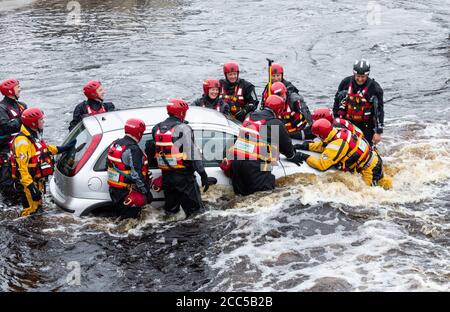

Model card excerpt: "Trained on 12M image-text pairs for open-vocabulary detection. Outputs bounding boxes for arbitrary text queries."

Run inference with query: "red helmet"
[312,119,333,140]
[265,95,285,116]
[167,98,189,121]
[271,63,284,76]
[83,80,102,99]
[270,82,287,98]
[124,118,146,142]
[223,61,240,75]
[0,79,19,97]
[21,107,44,129]
[312,107,333,123]
[202,79,220,96]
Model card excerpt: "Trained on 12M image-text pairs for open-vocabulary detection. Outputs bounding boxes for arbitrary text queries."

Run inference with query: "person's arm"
[68,104,84,131]
[0,108,21,137]
[273,119,295,159]
[104,102,115,111]
[372,82,384,134]
[123,146,149,194]
[333,78,348,116]
[243,83,259,112]
[13,137,34,187]
[305,140,348,171]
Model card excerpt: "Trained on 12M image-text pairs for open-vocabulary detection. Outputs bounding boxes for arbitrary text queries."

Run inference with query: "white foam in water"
[203,120,450,291]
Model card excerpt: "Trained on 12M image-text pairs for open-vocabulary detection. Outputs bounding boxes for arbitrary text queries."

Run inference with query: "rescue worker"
[333,60,384,145]
[226,95,306,196]
[69,80,115,131]
[294,118,393,189]
[0,78,27,203]
[148,99,211,218]
[270,82,313,140]
[192,79,230,114]
[261,63,301,106]
[219,61,258,121]
[106,118,152,219]
[12,108,76,216]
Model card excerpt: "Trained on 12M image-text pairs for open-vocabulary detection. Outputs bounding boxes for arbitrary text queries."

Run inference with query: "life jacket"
[85,102,106,115]
[11,132,54,180]
[333,118,364,139]
[331,128,371,171]
[221,83,245,116]
[154,127,187,171]
[107,143,148,189]
[279,101,307,133]
[231,116,278,165]
[342,82,373,122]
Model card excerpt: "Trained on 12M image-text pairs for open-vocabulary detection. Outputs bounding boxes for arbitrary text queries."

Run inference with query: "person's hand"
[27,183,42,201]
[200,171,209,192]
[287,152,309,166]
[57,140,77,153]
[145,190,153,203]
[235,109,247,121]
[293,142,309,151]
[372,133,382,145]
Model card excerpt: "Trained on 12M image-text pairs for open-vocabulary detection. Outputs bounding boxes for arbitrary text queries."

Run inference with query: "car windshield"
[56,124,92,176]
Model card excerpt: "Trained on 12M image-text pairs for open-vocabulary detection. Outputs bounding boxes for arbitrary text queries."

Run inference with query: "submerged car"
[50,106,322,216]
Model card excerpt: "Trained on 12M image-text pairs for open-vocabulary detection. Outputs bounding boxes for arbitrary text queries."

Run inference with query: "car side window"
[194,130,236,167]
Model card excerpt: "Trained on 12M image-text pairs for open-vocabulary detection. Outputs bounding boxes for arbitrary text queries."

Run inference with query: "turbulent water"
[0,0,449,291]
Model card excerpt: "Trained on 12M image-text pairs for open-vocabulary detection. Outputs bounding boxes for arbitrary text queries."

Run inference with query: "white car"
[50,106,321,216]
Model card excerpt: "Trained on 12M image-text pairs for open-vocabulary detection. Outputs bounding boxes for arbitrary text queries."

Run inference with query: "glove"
[199,171,209,192]
[235,109,247,121]
[247,103,257,112]
[293,142,309,151]
[287,152,309,166]
[27,183,42,201]
[57,140,77,153]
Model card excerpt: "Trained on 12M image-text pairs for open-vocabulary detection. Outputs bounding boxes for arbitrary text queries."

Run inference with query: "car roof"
[83,105,234,134]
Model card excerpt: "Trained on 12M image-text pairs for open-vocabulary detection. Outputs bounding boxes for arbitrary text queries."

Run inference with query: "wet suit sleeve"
[0,107,21,138]
[307,141,326,153]
[177,123,205,174]
[123,146,149,194]
[372,82,384,134]
[104,102,116,112]
[47,145,59,155]
[69,103,85,131]
[13,136,34,187]
[305,140,349,171]
[243,83,259,112]
[271,119,295,159]
[333,78,349,116]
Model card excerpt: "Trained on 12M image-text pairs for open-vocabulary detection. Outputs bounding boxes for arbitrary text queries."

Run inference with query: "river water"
[0,0,449,291]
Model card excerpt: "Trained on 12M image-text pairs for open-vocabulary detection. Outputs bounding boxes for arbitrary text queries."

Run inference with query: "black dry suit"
[148,116,207,217]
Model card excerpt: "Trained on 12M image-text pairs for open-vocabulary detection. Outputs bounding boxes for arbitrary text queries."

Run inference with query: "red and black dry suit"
[149,116,207,217]
[219,78,258,122]
[333,76,384,145]
[0,95,27,201]
[192,95,230,115]
[107,135,151,219]
[69,99,115,131]
[229,108,296,196]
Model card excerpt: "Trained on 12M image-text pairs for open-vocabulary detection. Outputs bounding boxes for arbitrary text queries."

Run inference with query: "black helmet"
[353,59,370,75]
